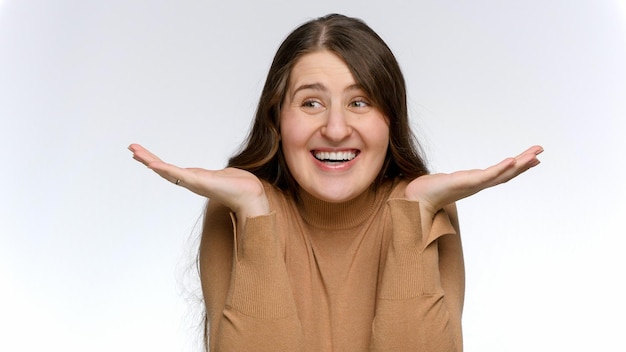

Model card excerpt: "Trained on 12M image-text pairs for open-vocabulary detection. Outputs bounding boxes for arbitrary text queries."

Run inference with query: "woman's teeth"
[313,151,357,162]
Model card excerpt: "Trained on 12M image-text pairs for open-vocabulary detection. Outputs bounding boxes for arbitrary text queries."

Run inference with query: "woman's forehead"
[287,51,358,92]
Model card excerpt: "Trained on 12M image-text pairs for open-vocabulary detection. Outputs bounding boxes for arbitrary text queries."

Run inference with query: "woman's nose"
[320,107,352,142]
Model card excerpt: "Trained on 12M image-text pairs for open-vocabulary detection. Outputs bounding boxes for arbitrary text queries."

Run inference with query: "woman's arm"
[438,203,465,350]
[128,143,270,236]
[371,146,542,351]
[129,144,303,351]
[200,200,304,351]
[370,200,460,351]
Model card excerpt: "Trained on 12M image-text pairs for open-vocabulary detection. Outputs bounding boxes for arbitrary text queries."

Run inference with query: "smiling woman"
[129,13,542,352]
[280,51,390,202]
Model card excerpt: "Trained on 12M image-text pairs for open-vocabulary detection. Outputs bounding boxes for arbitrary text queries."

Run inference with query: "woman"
[130,14,542,351]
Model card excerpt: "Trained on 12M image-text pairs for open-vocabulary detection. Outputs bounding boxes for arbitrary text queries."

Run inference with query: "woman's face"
[280,50,390,203]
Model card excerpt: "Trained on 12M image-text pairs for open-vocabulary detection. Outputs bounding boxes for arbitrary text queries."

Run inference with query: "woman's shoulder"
[385,176,410,199]
[260,179,295,211]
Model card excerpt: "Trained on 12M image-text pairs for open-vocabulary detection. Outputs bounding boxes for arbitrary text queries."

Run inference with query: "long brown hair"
[228,13,429,194]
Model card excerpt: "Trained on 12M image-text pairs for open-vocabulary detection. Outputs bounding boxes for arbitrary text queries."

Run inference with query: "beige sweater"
[199,178,465,351]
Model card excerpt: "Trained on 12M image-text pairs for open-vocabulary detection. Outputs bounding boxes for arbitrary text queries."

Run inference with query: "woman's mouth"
[312,150,360,164]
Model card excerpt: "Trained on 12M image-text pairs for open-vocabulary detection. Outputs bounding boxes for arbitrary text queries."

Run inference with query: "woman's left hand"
[405,145,543,216]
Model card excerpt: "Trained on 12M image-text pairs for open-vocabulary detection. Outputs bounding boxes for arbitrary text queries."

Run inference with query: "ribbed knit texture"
[378,199,457,299]
[297,186,379,229]
[201,179,465,351]
[370,199,459,351]
[228,213,298,319]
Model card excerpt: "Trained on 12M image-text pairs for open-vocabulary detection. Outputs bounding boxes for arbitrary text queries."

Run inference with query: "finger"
[514,145,544,167]
[132,147,162,164]
[486,146,543,184]
[470,157,516,188]
[129,144,213,192]
[128,143,152,158]
[129,144,165,167]
[486,147,543,186]
[513,145,543,159]
[147,161,190,186]
[512,145,544,172]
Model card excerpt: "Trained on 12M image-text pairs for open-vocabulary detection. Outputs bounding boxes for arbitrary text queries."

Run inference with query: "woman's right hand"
[128,144,270,220]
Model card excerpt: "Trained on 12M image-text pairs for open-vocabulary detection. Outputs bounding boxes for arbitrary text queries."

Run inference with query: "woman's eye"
[302,99,323,108]
[350,99,370,108]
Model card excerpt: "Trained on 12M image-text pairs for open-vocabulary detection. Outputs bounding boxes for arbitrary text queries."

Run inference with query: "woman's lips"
[310,149,361,169]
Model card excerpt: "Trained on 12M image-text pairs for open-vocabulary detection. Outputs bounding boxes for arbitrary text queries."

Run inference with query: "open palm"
[128,144,269,217]
[406,145,543,215]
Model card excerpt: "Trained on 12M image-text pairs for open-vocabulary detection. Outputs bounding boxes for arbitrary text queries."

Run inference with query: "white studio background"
[0,0,624,351]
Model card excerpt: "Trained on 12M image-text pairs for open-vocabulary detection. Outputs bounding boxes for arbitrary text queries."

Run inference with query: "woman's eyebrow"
[291,83,326,99]
[290,83,364,99]
[344,83,363,93]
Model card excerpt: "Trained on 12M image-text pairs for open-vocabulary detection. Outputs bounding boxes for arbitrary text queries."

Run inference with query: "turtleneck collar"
[295,185,383,230]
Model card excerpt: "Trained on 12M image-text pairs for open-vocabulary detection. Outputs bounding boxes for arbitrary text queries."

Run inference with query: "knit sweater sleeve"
[199,201,304,352]
[370,199,464,352]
